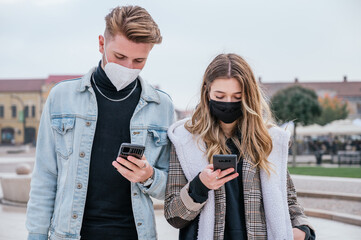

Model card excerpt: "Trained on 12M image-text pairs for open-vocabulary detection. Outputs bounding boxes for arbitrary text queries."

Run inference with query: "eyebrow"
[114,52,127,58]
[114,52,146,61]
[214,90,242,94]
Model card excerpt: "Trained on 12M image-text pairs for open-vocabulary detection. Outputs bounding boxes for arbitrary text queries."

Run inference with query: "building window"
[11,105,17,118]
[24,106,29,118]
[0,105,4,118]
[32,105,36,118]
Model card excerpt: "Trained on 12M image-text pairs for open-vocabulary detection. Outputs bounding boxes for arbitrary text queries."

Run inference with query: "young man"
[26,6,174,240]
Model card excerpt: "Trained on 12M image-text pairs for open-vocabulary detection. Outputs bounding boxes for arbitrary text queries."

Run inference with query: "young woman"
[164,53,315,240]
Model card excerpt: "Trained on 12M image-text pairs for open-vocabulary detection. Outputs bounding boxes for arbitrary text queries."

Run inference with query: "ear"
[99,35,105,54]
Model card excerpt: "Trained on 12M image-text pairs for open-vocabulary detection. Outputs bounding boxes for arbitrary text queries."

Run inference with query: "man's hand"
[112,155,153,183]
[293,227,306,240]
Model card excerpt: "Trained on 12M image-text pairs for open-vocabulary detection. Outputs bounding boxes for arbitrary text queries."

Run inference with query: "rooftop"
[0,75,82,93]
[0,79,44,92]
[260,77,361,98]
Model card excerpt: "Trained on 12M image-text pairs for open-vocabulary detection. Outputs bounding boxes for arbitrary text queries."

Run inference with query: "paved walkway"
[291,174,361,194]
[1,180,361,240]
[292,174,361,226]
[1,146,361,239]
[1,203,361,240]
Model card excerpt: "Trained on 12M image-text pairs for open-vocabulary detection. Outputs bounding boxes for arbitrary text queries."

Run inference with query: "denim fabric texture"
[26,67,175,240]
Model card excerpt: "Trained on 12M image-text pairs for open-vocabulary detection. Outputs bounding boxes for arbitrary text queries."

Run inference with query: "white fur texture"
[168,118,215,240]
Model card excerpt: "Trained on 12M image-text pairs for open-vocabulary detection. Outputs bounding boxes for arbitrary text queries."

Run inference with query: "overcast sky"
[0,0,360,110]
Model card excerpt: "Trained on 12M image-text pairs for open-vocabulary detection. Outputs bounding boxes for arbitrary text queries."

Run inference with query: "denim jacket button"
[77,183,82,189]
[85,121,91,127]
[133,192,138,196]
[79,152,85,158]
[72,213,78,219]
[137,222,142,226]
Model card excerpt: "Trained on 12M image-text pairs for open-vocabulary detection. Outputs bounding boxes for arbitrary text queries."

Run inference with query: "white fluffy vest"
[167,118,293,240]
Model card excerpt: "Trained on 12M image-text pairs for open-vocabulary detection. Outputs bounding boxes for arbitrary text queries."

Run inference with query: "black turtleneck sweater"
[80,61,141,240]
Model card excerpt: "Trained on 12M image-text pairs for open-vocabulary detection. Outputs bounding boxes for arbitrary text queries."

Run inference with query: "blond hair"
[185,54,274,174]
[105,6,162,44]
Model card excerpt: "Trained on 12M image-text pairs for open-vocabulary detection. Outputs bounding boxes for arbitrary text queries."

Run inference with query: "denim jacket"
[26,67,175,240]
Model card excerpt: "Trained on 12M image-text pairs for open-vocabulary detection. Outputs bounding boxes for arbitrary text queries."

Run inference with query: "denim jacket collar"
[78,67,160,104]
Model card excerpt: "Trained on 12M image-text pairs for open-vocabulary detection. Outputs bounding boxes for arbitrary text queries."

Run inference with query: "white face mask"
[102,39,141,91]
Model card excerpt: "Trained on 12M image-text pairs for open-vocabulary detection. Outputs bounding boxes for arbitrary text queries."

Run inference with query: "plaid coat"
[164,145,312,240]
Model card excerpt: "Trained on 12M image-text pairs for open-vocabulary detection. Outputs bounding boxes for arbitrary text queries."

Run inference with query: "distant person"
[310,140,324,165]
[26,6,174,240]
[164,53,315,239]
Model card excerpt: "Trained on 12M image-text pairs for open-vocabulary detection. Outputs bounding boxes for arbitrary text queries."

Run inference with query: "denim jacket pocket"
[51,117,75,159]
[147,129,168,146]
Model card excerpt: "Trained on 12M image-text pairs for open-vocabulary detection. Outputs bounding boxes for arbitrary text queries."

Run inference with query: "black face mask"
[209,99,242,124]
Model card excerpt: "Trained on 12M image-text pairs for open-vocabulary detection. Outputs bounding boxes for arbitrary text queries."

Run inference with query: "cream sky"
[0,0,360,109]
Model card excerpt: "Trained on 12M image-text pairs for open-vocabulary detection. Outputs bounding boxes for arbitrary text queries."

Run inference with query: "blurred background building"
[260,76,361,119]
[0,75,81,145]
[1,74,361,145]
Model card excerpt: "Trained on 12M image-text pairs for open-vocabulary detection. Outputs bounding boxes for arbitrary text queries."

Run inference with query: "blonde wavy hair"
[185,53,275,174]
[105,6,162,44]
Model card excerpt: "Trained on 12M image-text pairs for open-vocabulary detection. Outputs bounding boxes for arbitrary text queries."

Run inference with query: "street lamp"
[11,94,26,144]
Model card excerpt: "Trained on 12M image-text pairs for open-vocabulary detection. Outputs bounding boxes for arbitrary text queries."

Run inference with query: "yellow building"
[0,75,81,145]
[0,79,43,144]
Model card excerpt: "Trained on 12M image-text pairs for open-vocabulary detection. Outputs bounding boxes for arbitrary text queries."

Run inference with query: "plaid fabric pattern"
[164,144,311,240]
[213,185,226,239]
[164,145,203,226]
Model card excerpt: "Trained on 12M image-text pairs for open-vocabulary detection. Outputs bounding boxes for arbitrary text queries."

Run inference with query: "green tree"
[271,85,322,167]
[315,94,349,126]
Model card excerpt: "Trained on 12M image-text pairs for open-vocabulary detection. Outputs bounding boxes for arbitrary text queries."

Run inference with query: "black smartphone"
[213,154,238,176]
[118,143,145,159]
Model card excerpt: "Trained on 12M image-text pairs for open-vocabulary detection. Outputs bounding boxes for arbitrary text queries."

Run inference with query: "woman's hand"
[112,155,153,183]
[293,227,306,240]
[199,164,239,190]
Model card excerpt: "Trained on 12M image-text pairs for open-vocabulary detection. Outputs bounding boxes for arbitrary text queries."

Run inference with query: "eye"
[115,55,125,60]
[235,97,242,100]
[215,96,224,100]
[134,59,145,63]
